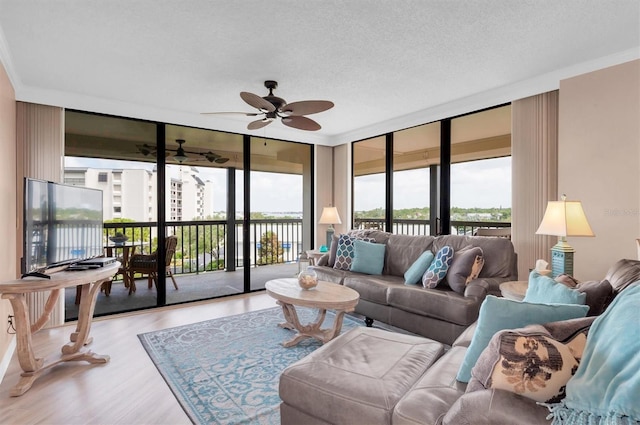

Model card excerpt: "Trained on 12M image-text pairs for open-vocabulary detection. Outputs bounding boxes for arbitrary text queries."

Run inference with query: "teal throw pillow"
[422,246,454,288]
[456,295,589,383]
[524,271,587,305]
[350,239,386,275]
[404,251,435,285]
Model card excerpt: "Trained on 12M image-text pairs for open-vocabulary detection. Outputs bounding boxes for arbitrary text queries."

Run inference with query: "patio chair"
[475,227,512,239]
[127,236,179,294]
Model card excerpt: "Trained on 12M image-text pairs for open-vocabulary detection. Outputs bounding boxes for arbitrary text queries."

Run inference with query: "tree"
[257,231,283,265]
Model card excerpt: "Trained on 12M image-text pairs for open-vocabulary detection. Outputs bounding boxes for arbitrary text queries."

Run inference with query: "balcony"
[64,217,509,321]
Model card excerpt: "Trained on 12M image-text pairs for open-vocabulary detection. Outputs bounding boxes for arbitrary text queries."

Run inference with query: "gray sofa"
[280,259,640,425]
[310,230,518,345]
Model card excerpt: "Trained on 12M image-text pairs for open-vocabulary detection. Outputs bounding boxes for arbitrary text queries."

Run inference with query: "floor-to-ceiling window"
[351,104,511,235]
[450,105,512,235]
[393,122,440,235]
[62,110,312,319]
[249,137,312,291]
[353,136,387,231]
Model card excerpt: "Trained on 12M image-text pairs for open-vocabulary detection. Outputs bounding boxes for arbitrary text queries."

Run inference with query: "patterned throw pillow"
[468,320,591,403]
[446,246,484,294]
[422,246,454,288]
[333,234,374,271]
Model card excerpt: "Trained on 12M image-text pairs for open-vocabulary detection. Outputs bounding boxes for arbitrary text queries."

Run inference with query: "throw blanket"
[546,283,640,424]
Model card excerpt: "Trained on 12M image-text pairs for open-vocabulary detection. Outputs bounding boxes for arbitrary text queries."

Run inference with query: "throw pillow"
[456,295,589,383]
[524,271,587,305]
[575,279,613,316]
[333,234,374,271]
[404,250,435,285]
[468,323,590,403]
[446,246,484,294]
[422,246,454,289]
[351,239,386,275]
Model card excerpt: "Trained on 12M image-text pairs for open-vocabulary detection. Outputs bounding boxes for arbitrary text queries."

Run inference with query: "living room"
[0,2,639,424]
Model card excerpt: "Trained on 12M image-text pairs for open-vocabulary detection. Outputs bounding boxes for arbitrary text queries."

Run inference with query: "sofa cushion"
[279,327,445,425]
[422,245,454,288]
[344,275,403,305]
[456,296,590,383]
[446,246,484,294]
[387,286,481,326]
[327,233,340,267]
[404,250,434,285]
[310,265,348,285]
[385,234,435,277]
[393,346,468,425]
[350,239,386,275]
[524,271,587,305]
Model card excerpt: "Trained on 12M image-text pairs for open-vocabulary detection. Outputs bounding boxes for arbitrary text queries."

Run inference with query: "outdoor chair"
[475,227,512,239]
[127,236,179,294]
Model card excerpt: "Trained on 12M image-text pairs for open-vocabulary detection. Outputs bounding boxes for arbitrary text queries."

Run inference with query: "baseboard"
[0,335,16,385]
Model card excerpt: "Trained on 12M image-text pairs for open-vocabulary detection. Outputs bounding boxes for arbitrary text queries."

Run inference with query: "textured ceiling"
[0,1,638,145]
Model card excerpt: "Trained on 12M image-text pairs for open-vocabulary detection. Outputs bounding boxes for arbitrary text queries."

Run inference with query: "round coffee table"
[500,280,529,301]
[265,278,359,347]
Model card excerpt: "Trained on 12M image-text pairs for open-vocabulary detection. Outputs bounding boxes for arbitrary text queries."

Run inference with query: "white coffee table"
[265,278,359,347]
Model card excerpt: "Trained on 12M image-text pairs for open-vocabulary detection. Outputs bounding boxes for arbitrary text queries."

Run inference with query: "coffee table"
[265,278,359,347]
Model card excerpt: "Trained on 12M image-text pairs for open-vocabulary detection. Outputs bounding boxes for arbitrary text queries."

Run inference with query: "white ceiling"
[0,1,638,146]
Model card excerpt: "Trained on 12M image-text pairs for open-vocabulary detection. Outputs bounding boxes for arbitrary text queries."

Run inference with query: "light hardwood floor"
[0,292,276,424]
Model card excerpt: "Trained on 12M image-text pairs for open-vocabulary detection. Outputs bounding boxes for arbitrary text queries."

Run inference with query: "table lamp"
[319,206,342,251]
[535,195,594,277]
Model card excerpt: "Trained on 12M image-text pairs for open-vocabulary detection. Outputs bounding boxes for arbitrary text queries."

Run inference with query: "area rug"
[138,306,362,425]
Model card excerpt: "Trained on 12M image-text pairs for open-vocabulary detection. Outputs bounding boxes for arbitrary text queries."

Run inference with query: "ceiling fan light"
[281,117,293,123]
[174,149,188,163]
[281,109,293,116]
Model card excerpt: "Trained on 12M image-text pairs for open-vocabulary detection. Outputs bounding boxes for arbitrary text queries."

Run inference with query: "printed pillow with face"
[467,318,593,404]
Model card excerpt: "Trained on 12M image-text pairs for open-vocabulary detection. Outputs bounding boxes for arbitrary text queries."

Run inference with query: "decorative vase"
[297,269,318,290]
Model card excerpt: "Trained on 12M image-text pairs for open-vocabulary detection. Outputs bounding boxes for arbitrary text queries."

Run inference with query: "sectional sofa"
[310,230,518,345]
[280,259,640,425]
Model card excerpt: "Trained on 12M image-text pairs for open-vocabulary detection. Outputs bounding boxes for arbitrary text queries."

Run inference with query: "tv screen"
[23,178,104,275]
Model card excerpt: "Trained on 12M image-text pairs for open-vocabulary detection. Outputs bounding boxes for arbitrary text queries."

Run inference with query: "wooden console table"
[0,262,119,396]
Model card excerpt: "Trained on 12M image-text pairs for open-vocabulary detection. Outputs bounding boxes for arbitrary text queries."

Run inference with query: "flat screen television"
[22,178,104,276]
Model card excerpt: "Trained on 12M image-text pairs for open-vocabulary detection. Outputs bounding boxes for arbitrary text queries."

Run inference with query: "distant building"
[64,166,214,222]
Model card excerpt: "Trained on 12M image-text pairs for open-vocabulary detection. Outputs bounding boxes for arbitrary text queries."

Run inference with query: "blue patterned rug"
[138,306,363,424]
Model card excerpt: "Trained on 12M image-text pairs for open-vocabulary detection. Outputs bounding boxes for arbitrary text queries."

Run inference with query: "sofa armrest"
[316,253,330,267]
[463,278,490,299]
[442,389,550,425]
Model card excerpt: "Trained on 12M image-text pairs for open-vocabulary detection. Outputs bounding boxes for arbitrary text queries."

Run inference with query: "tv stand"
[0,262,120,396]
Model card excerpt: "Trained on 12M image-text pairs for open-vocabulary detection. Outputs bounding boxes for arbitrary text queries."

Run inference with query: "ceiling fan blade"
[215,158,230,164]
[247,119,273,130]
[281,100,334,116]
[240,92,276,113]
[282,116,321,131]
[200,111,260,116]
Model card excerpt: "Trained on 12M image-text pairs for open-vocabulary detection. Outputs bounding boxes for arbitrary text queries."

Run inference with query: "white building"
[64,166,214,222]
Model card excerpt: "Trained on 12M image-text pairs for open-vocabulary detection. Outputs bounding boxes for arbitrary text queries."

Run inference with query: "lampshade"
[319,207,342,225]
[536,198,594,237]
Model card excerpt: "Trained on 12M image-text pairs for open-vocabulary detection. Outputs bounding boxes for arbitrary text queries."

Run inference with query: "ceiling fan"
[136,139,230,164]
[202,80,334,131]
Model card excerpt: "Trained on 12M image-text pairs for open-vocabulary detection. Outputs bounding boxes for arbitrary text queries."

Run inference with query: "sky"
[65,155,510,212]
[355,156,511,210]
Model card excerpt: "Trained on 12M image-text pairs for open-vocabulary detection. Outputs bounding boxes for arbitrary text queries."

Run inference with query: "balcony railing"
[353,218,511,237]
[103,218,510,278]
